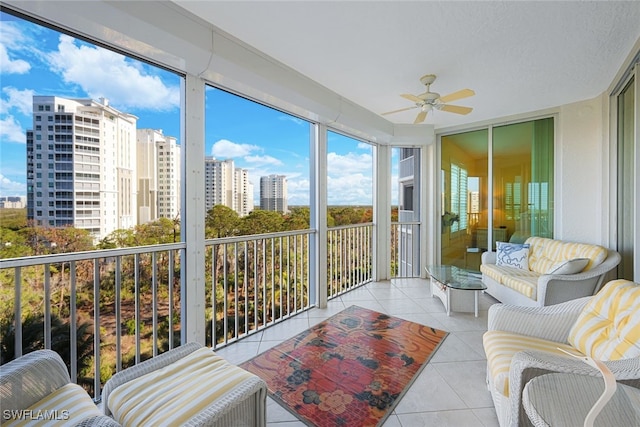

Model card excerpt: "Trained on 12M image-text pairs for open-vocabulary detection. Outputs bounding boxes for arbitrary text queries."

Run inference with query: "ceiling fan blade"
[381,105,418,116]
[439,104,473,115]
[400,93,423,103]
[439,88,475,104]
[414,110,428,124]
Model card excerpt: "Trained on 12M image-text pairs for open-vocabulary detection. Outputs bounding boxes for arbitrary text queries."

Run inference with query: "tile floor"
[215,278,501,427]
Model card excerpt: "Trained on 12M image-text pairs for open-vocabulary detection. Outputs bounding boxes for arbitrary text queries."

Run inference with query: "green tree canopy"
[284,207,310,230]
[206,205,239,238]
[239,210,284,235]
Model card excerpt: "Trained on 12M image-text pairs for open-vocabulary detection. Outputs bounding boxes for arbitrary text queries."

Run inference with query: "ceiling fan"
[381,74,475,124]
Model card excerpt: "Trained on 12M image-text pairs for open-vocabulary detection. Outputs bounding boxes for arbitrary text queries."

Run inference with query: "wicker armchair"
[0,349,119,426]
[483,279,640,426]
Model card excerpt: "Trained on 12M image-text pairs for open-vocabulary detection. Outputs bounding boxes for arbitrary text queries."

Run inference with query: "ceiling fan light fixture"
[381,73,475,123]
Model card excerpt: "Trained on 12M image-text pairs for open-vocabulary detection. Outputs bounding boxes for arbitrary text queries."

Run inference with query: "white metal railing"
[0,243,184,400]
[391,221,421,278]
[205,229,313,349]
[327,223,373,299]
[0,223,382,396]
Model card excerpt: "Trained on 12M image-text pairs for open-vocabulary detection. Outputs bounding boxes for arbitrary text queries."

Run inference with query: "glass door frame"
[435,115,556,266]
[609,59,639,281]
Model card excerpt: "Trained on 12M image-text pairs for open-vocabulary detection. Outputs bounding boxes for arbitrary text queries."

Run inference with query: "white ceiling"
[172,1,640,129]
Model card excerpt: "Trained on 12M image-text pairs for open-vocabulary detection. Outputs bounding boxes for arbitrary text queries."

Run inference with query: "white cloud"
[327,151,373,177]
[0,115,26,143]
[287,177,310,205]
[0,173,26,196]
[278,115,305,126]
[0,43,30,74]
[245,154,283,166]
[47,35,179,111]
[0,22,32,74]
[211,139,260,158]
[357,142,372,150]
[1,87,34,115]
[327,173,373,205]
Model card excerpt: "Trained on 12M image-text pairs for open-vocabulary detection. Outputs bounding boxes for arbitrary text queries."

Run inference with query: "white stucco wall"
[556,95,610,245]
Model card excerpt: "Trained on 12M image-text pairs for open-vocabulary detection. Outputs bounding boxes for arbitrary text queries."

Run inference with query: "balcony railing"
[205,230,313,349]
[391,221,421,278]
[327,223,373,299]
[0,223,383,397]
[0,243,185,400]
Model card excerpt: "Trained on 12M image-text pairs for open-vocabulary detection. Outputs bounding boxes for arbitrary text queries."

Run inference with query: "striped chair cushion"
[568,279,640,360]
[483,331,578,397]
[3,383,102,427]
[107,347,258,426]
[526,237,608,275]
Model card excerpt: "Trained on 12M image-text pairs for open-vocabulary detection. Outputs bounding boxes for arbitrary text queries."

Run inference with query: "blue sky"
[1,11,388,206]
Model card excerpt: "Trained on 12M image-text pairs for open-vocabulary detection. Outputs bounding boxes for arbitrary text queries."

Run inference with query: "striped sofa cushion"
[568,279,640,360]
[107,346,258,426]
[483,331,578,397]
[480,264,539,298]
[3,383,102,427]
[526,237,608,275]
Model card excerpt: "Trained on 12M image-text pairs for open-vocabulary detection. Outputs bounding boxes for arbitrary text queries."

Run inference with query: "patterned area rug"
[239,305,448,426]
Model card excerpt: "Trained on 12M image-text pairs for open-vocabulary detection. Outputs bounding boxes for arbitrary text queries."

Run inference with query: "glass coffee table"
[426,265,486,317]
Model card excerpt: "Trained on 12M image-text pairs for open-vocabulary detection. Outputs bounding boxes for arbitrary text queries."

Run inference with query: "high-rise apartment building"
[26,96,137,239]
[136,129,181,224]
[0,196,26,209]
[234,168,254,216]
[204,157,253,216]
[260,174,288,213]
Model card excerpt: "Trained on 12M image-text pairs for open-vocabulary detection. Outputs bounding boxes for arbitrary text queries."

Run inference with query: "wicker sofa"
[483,279,640,426]
[480,236,621,307]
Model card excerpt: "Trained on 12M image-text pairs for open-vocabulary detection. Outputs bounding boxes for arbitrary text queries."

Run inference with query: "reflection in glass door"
[441,129,488,270]
[440,118,554,271]
[493,118,554,244]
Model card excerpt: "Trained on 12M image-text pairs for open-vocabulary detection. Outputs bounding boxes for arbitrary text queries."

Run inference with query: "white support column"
[374,144,392,281]
[181,74,206,345]
[310,124,328,308]
[422,143,436,272]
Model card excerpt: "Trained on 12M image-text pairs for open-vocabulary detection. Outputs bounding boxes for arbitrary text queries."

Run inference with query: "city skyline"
[0,11,389,207]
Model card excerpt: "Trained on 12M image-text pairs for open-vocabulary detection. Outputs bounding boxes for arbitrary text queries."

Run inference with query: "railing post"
[374,145,392,280]
[310,124,328,308]
[181,74,206,345]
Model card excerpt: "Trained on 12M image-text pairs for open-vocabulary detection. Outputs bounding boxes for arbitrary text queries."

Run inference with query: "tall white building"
[26,96,137,239]
[136,129,181,224]
[260,175,288,213]
[204,157,253,216]
[234,168,254,216]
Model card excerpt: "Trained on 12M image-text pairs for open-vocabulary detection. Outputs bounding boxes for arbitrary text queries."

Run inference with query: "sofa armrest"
[535,250,622,305]
[481,250,496,265]
[508,350,640,426]
[0,349,71,414]
[101,342,202,416]
[487,297,589,343]
[539,249,621,288]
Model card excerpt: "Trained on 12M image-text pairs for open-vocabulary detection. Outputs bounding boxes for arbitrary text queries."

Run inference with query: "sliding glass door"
[616,75,636,281]
[440,118,554,270]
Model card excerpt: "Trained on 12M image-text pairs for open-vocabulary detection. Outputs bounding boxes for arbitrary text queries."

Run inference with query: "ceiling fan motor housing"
[421,92,440,103]
[420,74,437,85]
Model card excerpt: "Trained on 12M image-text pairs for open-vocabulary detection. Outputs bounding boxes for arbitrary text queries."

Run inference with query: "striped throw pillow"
[568,279,640,360]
